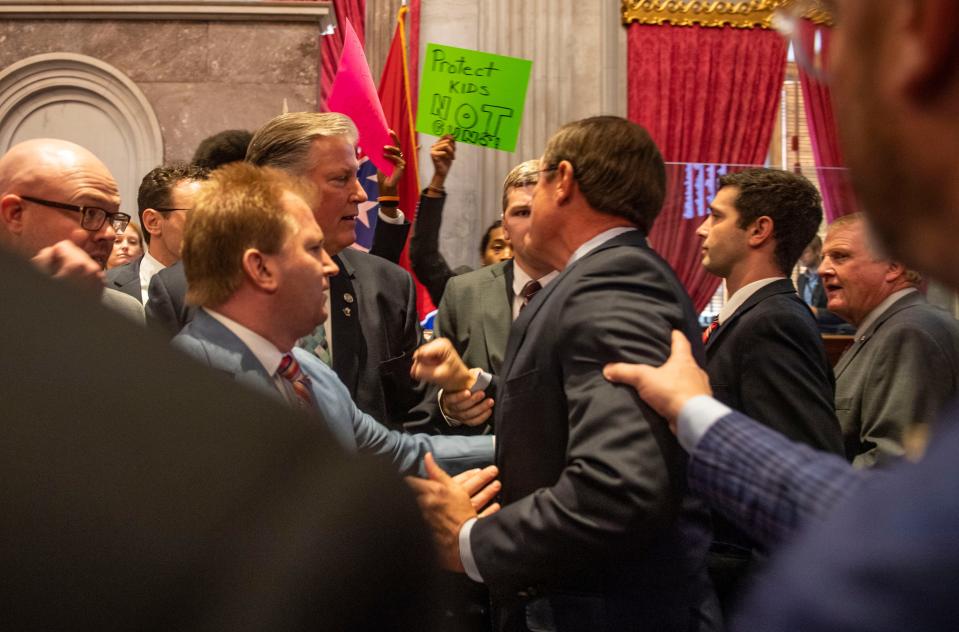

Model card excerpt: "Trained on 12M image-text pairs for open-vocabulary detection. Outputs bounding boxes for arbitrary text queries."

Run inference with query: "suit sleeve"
[689,411,872,548]
[409,193,454,306]
[145,272,181,339]
[737,310,844,454]
[732,417,959,632]
[369,215,410,264]
[856,322,958,467]
[470,260,689,588]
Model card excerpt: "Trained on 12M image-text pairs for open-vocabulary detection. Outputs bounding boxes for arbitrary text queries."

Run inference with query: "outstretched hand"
[406,454,500,572]
[411,337,475,391]
[603,330,711,432]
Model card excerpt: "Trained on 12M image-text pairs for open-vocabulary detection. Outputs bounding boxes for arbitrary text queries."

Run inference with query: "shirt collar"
[718,277,785,325]
[203,307,286,377]
[512,263,560,297]
[854,287,917,338]
[568,227,638,266]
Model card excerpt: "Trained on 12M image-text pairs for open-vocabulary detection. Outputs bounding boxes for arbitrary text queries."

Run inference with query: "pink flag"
[327,19,394,176]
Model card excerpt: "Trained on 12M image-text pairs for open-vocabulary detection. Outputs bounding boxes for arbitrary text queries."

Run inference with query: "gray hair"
[246,112,358,174]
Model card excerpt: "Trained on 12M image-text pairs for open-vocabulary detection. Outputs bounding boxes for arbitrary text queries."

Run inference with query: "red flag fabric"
[378,6,434,316]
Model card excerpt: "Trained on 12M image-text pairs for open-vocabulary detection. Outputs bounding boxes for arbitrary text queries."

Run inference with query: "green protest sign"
[416,43,532,152]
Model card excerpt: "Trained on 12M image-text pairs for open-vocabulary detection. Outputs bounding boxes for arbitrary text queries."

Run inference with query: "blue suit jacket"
[172,310,493,476]
[690,407,959,631]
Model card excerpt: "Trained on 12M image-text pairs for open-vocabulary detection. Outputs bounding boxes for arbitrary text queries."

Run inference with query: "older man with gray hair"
[819,212,959,467]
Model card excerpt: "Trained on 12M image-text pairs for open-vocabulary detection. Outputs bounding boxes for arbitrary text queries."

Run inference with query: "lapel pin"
[343,307,352,317]
[343,292,354,304]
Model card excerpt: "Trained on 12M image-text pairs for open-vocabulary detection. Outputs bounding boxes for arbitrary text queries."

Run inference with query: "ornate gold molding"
[621,0,833,29]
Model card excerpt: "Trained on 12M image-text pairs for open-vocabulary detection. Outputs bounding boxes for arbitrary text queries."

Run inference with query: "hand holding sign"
[416,44,532,152]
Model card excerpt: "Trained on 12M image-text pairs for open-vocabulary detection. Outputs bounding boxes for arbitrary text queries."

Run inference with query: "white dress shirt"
[717,276,785,325]
[138,251,166,304]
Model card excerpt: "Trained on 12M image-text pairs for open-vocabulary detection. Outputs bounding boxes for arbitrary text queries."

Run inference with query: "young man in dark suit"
[695,167,844,613]
[109,164,207,304]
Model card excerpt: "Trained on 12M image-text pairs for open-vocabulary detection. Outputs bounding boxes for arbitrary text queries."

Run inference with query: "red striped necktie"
[277,353,315,410]
[702,315,720,344]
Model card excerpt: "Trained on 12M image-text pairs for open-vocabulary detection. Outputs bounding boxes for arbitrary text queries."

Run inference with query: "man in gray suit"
[0,138,141,322]
[429,159,558,431]
[172,161,493,476]
[820,212,959,467]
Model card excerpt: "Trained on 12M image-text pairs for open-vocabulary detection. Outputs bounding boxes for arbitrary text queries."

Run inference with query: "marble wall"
[0,18,322,162]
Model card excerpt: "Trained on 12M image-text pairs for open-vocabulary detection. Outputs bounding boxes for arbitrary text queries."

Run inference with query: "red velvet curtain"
[627,23,787,311]
[797,20,859,222]
[319,0,366,110]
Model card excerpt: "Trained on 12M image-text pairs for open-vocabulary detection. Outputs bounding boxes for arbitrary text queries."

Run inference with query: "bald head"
[0,139,120,266]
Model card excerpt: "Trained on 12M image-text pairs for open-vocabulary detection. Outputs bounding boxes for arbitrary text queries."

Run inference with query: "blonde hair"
[501,159,539,212]
[182,162,310,307]
[246,112,358,174]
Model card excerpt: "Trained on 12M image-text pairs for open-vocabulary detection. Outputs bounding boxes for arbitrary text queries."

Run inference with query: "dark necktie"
[702,315,720,344]
[520,280,542,312]
[277,353,315,410]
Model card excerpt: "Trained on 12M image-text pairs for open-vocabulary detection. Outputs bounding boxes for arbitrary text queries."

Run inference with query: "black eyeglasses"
[19,195,131,233]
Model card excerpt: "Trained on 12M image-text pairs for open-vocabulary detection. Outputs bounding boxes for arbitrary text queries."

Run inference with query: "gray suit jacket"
[102,287,144,324]
[105,256,142,303]
[435,259,513,376]
[173,310,492,476]
[834,291,959,467]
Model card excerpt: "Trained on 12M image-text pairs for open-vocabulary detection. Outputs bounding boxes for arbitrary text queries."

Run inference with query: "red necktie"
[702,315,720,344]
[520,280,542,312]
[277,353,315,410]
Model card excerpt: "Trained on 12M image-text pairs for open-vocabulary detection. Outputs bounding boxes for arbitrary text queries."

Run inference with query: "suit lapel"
[705,278,796,352]
[329,253,361,397]
[834,292,923,379]
[188,311,278,396]
[109,257,143,302]
[502,232,648,378]
[480,262,512,373]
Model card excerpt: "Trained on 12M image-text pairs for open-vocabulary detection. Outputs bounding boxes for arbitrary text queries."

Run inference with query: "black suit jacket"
[705,278,843,453]
[105,255,143,303]
[409,192,472,305]
[328,248,427,431]
[472,231,716,630]
[0,251,435,631]
[369,214,410,265]
[145,260,195,338]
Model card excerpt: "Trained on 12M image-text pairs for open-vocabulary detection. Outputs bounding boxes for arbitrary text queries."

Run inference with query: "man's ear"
[0,194,26,234]
[747,215,775,247]
[141,208,163,238]
[554,160,575,205]
[242,248,278,293]
[885,261,907,283]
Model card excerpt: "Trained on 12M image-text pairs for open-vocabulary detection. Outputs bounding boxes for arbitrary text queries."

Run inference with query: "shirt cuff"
[677,395,732,452]
[378,208,406,224]
[459,517,484,583]
[470,370,492,394]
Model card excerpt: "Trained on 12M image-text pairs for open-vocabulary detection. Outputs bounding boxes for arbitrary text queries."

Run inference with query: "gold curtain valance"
[621,1,834,29]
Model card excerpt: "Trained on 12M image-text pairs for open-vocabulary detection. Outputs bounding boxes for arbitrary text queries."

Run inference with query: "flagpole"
[395,5,419,189]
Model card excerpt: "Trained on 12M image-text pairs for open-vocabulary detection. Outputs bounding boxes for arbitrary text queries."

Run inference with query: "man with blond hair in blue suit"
[172,161,492,476]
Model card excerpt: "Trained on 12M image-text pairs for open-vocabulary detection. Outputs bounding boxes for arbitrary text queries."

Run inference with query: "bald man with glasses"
[0,138,142,322]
